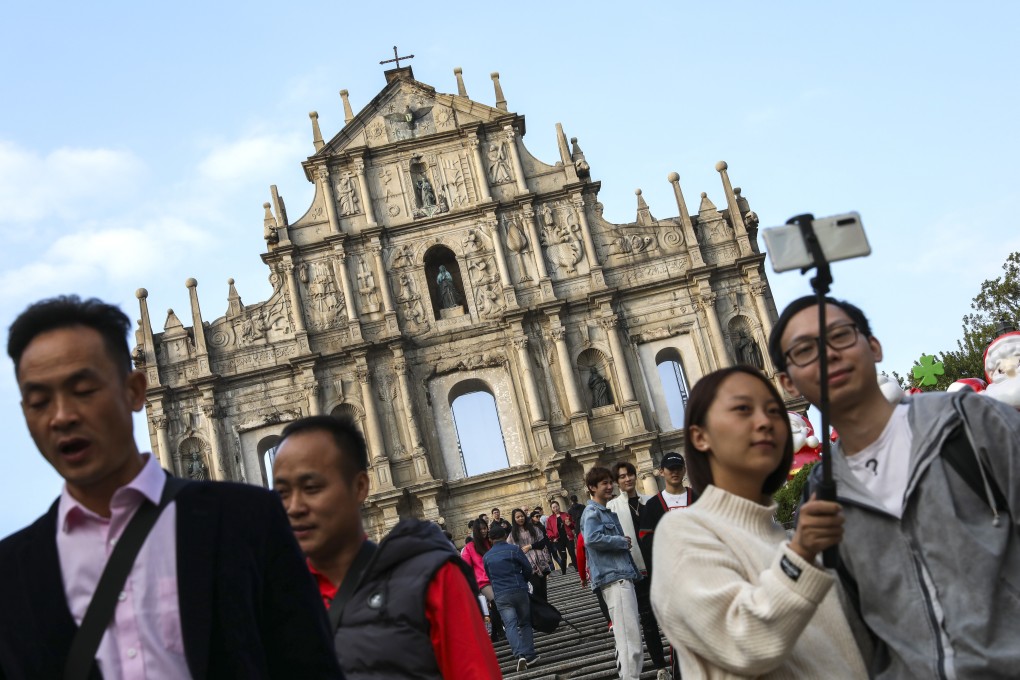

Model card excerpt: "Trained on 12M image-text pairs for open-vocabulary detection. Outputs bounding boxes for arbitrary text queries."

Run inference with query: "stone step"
[494,571,672,678]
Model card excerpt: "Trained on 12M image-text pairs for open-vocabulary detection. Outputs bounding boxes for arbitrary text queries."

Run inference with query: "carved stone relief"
[539,203,584,275]
[384,101,434,142]
[334,172,361,216]
[300,259,346,332]
[486,140,513,184]
[441,153,471,208]
[396,272,430,333]
[503,214,532,282]
[356,257,381,314]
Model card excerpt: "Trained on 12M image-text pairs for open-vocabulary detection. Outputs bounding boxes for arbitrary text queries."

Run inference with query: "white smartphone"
[762,212,870,273]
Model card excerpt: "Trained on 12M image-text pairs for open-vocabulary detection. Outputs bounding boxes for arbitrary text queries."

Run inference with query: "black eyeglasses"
[784,323,860,367]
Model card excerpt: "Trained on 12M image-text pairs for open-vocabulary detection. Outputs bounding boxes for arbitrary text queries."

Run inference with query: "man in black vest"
[273,415,501,679]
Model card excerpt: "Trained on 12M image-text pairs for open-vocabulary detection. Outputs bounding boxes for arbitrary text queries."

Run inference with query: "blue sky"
[2,2,1018,537]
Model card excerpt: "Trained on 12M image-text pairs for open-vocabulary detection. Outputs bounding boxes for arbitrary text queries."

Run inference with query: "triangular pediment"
[316,75,515,157]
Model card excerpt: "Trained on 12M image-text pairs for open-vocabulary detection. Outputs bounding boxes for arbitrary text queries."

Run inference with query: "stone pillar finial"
[490,72,508,111]
[135,288,160,386]
[716,160,753,257]
[185,277,209,361]
[339,90,354,124]
[668,171,706,269]
[453,67,468,97]
[309,111,324,151]
[555,123,572,167]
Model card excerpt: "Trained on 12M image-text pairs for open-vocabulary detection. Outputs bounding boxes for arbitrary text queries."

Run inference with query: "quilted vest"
[334,519,476,679]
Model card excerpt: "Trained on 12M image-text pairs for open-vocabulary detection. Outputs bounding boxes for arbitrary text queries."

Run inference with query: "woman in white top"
[650,366,867,679]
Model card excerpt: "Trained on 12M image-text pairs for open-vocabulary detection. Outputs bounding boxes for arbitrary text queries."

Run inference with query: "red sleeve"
[576,533,588,585]
[426,561,504,679]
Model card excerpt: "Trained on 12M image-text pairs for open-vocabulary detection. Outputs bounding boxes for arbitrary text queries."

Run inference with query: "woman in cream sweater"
[650,366,866,679]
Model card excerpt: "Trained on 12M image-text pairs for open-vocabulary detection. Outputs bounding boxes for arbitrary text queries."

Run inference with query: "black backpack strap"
[65,474,189,680]
[942,425,1008,514]
[327,540,378,634]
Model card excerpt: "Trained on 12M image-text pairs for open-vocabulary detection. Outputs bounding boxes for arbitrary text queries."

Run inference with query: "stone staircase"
[492,569,671,679]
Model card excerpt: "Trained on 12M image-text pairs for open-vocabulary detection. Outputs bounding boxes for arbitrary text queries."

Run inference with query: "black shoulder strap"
[942,425,1008,513]
[327,540,378,634]
[65,474,189,680]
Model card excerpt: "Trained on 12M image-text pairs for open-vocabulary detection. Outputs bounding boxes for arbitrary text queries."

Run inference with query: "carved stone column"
[487,218,511,286]
[154,415,172,471]
[333,248,359,322]
[522,206,549,279]
[369,241,395,312]
[749,280,774,341]
[548,326,584,415]
[391,346,432,480]
[503,126,528,194]
[355,160,378,227]
[283,261,307,333]
[698,291,730,369]
[600,315,636,403]
[513,335,545,424]
[357,360,394,490]
[201,400,227,481]
[571,195,602,272]
[467,133,493,202]
[317,166,341,235]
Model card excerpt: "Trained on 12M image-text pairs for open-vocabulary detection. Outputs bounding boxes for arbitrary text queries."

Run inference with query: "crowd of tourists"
[1,292,1018,680]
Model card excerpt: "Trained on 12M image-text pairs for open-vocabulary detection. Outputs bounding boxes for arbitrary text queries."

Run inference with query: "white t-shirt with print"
[845,403,912,518]
[661,490,690,510]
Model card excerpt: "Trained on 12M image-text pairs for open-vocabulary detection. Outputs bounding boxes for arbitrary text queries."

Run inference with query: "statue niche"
[577,348,615,412]
[424,245,466,320]
[410,159,448,219]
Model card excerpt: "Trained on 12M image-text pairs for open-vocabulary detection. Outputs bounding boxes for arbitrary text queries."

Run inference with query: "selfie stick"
[786,213,839,569]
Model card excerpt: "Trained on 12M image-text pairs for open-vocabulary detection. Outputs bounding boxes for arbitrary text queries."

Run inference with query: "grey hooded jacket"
[807,391,1020,679]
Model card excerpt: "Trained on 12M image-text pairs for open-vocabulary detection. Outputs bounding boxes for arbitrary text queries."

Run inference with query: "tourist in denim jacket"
[581,466,643,680]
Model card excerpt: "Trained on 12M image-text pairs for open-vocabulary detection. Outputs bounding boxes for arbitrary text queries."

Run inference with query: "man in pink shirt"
[0,295,343,679]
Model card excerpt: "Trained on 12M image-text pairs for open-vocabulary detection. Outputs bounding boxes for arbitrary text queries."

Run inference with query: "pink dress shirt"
[57,453,192,679]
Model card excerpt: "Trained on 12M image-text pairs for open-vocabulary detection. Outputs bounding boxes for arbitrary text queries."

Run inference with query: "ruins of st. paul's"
[134,62,780,538]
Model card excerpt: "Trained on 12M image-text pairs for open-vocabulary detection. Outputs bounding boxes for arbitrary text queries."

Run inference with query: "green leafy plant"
[773,461,818,528]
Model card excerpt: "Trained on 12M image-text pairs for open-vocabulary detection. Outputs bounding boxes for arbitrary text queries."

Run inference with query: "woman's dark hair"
[684,366,793,497]
[511,508,536,545]
[471,518,491,556]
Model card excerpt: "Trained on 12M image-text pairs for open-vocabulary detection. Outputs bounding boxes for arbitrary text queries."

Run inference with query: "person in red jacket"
[544,499,577,574]
[460,517,505,642]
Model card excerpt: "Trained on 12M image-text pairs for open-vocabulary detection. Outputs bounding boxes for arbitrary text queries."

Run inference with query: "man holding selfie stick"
[766,214,1020,679]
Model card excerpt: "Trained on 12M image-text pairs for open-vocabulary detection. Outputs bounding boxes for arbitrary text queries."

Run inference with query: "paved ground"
[492,568,672,679]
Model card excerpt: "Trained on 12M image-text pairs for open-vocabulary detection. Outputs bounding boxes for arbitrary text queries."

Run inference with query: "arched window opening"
[655,348,690,431]
[450,380,509,477]
[424,245,466,319]
[258,435,281,488]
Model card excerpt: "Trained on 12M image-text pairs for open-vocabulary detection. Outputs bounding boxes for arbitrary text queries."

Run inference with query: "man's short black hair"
[491,507,500,514]
[570,494,578,503]
[7,295,134,376]
[279,415,369,481]
[612,461,636,480]
[768,296,873,372]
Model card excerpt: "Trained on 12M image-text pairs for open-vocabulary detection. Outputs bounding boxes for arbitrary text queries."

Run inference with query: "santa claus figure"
[787,412,822,479]
[983,330,1020,409]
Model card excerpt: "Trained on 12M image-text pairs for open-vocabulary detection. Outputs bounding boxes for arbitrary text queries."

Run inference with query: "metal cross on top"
[380,46,414,69]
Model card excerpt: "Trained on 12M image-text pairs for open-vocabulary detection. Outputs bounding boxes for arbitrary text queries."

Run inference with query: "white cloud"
[0,216,213,302]
[196,132,307,185]
[0,141,146,225]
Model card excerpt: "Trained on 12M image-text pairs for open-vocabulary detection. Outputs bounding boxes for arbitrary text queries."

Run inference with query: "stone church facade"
[134,65,781,539]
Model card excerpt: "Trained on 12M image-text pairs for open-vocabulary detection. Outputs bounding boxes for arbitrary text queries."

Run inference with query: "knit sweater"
[649,485,866,679]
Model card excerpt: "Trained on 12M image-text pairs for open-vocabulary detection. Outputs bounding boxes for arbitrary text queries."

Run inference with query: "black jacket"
[0,481,343,680]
